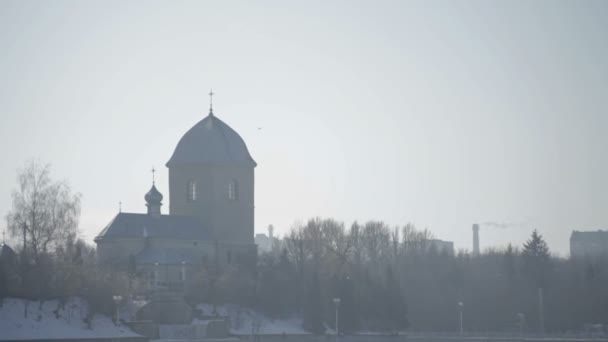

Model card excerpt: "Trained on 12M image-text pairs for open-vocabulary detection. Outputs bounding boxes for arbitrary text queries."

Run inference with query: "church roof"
[166,112,256,167]
[95,212,212,241]
[0,243,17,261]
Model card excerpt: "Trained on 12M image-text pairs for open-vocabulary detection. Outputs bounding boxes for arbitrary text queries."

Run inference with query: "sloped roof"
[95,212,212,241]
[0,243,17,261]
[166,112,256,167]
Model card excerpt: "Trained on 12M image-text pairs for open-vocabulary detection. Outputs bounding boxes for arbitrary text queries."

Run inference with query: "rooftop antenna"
[119,201,122,213]
[209,89,214,115]
[151,167,156,185]
[2,228,5,244]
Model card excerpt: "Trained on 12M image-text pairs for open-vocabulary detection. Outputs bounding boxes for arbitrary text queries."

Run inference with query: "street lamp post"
[181,261,187,292]
[517,313,525,336]
[458,302,464,335]
[333,298,341,341]
[112,295,123,325]
[538,287,545,335]
[154,262,159,290]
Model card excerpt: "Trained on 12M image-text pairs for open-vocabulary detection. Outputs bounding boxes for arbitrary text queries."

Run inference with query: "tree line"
[3,161,608,334]
[248,219,608,335]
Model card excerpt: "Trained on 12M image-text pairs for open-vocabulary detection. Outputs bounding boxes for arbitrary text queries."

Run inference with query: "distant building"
[425,239,454,255]
[404,239,454,255]
[255,233,272,252]
[255,225,282,253]
[570,230,608,258]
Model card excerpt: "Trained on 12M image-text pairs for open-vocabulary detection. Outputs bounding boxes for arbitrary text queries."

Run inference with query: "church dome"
[145,184,163,204]
[166,112,256,167]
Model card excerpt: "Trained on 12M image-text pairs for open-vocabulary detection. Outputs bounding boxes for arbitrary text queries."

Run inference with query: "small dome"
[145,184,163,204]
[166,112,256,167]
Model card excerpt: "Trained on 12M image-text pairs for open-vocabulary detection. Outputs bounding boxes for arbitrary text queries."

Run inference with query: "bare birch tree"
[5,161,81,263]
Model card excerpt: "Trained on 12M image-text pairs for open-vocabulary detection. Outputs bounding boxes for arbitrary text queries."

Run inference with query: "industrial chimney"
[472,224,480,256]
[267,224,275,251]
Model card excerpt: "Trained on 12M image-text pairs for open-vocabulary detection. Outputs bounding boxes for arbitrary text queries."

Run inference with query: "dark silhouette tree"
[336,274,358,332]
[522,230,551,287]
[522,230,551,334]
[303,271,324,334]
[383,265,408,331]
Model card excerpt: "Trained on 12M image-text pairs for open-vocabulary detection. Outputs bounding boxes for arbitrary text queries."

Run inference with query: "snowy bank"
[0,297,141,340]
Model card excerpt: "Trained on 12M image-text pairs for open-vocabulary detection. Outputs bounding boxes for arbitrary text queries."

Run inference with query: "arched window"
[228,179,238,200]
[187,180,197,201]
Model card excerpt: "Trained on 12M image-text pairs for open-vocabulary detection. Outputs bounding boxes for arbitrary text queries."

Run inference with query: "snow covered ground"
[0,297,141,340]
[195,303,309,335]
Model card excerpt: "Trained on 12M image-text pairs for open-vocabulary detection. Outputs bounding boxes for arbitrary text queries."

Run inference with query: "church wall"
[96,238,144,265]
[167,164,254,244]
[210,165,254,244]
[136,240,216,291]
[137,239,256,271]
[148,238,215,263]
[168,165,214,230]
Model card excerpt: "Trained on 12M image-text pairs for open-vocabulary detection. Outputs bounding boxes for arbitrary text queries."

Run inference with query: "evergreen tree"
[522,230,551,287]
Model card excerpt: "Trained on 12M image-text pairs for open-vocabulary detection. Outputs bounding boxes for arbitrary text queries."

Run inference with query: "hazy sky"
[1,0,607,254]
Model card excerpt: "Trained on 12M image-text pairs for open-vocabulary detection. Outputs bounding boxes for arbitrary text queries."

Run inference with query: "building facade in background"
[424,239,454,255]
[570,230,608,258]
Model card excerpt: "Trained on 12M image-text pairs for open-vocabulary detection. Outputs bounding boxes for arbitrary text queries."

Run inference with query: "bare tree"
[5,161,81,263]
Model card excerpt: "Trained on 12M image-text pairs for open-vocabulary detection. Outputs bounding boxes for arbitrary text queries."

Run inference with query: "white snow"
[195,304,309,335]
[0,297,141,340]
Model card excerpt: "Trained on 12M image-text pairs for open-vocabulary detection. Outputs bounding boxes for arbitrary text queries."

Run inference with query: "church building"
[95,99,257,292]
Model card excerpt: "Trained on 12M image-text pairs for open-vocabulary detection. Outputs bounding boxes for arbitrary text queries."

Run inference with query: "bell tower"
[166,94,256,244]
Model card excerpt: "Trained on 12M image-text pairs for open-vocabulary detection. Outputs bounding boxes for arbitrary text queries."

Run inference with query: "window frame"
[187,180,197,202]
[228,179,239,201]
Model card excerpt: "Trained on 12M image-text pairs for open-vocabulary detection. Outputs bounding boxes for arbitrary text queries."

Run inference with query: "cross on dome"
[209,89,215,114]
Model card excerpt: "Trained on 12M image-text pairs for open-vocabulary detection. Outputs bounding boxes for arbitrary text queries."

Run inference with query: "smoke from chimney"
[481,221,527,229]
[472,223,480,256]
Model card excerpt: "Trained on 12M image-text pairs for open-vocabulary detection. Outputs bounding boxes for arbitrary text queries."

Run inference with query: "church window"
[228,179,238,200]
[187,180,197,201]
